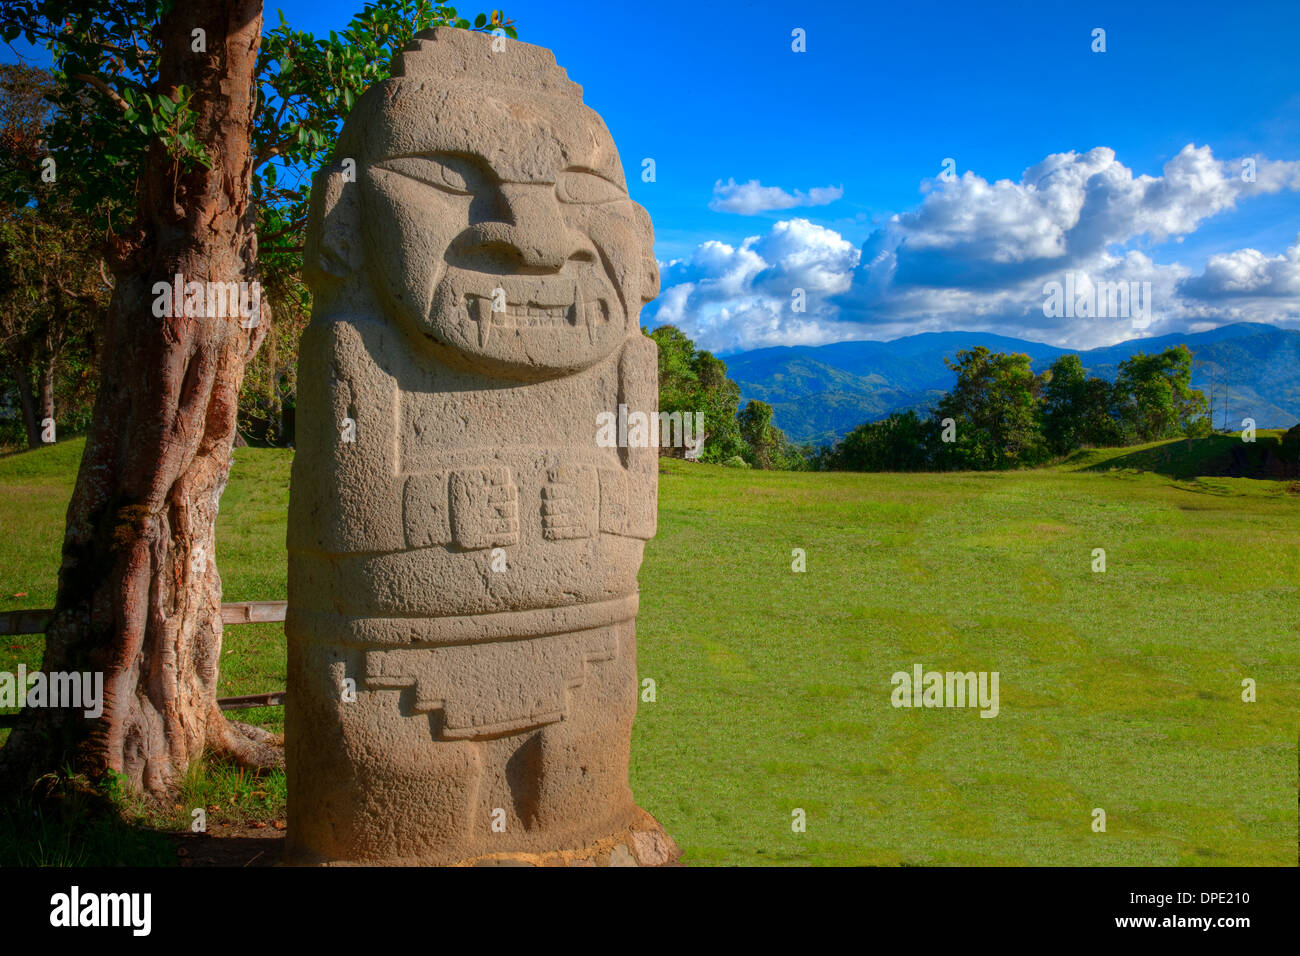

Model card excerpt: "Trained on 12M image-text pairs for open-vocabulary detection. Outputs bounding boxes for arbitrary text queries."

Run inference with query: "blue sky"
[7,0,1300,353]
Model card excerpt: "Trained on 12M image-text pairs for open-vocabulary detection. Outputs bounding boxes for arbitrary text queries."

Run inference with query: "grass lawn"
[2,436,1298,865]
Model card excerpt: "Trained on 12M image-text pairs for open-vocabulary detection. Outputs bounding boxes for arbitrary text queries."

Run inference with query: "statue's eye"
[372,155,482,195]
[556,169,624,204]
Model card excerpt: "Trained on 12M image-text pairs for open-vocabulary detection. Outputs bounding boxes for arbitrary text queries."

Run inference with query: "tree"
[649,324,698,420]
[1040,354,1126,454]
[0,0,277,799]
[647,323,745,461]
[738,399,790,469]
[1112,346,1208,442]
[692,349,745,460]
[826,409,935,472]
[0,203,106,448]
[0,64,106,449]
[1041,354,1086,455]
[0,1,512,799]
[1077,375,1122,447]
[933,347,1048,469]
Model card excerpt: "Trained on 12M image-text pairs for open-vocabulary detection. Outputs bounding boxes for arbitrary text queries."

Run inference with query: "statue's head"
[305,27,658,380]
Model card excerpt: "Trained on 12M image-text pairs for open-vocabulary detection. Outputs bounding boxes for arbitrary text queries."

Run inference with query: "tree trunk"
[36,293,69,438]
[1,0,278,799]
[37,356,54,435]
[9,355,41,448]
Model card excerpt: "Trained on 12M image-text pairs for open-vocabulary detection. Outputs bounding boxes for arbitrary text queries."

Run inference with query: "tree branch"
[69,73,130,112]
[2,22,156,60]
[255,131,299,168]
[257,214,309,244]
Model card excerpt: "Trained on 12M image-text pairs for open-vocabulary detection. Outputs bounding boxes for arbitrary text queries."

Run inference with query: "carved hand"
[449,467,519,550]
[542,466,596,540]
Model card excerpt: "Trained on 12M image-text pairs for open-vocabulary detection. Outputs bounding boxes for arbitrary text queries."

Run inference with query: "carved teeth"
[465,294,600,338]
[576,282,593,344]
[472,296,492,348]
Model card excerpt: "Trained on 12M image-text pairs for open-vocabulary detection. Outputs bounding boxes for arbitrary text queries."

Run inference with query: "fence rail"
[0,600,289,727]
[1,599,287,636]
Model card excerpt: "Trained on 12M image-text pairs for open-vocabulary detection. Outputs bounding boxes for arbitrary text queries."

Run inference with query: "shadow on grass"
[1069,433,1299,481]
[1,755,287,867]
[0,777,176,867]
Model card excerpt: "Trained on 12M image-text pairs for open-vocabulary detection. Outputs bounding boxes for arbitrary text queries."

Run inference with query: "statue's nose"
[462,183,581,271]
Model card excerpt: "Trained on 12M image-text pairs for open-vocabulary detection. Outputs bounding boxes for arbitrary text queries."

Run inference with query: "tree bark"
[9,355,41,448]
[37,354,54,433]
[2,0,278,799]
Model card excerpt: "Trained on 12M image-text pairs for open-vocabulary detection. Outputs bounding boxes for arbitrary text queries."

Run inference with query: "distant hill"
[722,322,1300,446]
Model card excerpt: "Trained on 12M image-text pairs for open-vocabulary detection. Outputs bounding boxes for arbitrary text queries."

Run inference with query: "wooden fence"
[0,600,288,728]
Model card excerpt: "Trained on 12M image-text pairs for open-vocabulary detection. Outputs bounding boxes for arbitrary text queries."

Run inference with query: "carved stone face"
[356,82,653,380]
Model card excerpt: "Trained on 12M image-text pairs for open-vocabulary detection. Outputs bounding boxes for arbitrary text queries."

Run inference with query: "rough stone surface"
[608,844,636,867]
[285,26,676,866]
[629,825,681,867]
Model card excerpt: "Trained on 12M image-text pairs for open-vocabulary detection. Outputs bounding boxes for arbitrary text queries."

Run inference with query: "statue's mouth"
[422,271,624,376]
[463,282,611,348]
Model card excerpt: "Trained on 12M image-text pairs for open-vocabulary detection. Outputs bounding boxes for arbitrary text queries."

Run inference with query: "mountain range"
[722,322,1300,446]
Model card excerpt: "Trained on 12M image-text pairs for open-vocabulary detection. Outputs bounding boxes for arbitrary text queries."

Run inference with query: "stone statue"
[285,26,678,866]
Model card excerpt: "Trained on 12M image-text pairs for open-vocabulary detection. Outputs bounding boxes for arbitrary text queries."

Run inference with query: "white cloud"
[1179,235,1300,299]
[646,145,1300,352]
[875,145,1300,279]
[648,219,859,351]
[708,178,844,215]
[844,144,1300,346]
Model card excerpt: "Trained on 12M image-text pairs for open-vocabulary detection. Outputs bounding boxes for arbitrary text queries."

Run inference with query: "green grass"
[0,762,286,866]
[2,436,1298,865]
[0,775,177,867]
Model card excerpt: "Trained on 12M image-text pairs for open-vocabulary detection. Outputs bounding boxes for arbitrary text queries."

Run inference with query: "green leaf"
[474,13,486,27]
